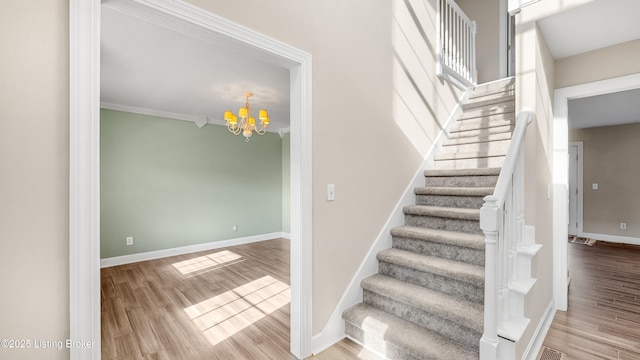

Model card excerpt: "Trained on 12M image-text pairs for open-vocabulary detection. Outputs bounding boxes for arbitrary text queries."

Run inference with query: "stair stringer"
[310,88,474,355]
[493,225,544,359]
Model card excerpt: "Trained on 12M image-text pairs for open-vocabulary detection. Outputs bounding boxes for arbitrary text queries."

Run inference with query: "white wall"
[555,39,640,89]
[513,0,593,357]
[456,0,502,83]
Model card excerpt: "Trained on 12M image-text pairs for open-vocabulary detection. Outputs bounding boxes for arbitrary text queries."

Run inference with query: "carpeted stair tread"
[391,225,485,250]
[362,274,484,333]
[403,205,480,221]
[414,186,494,196]
[377,248,484,287]
[343,303,478,360]
[425,167,501,177]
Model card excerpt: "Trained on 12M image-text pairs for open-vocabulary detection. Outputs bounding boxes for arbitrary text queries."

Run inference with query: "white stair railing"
[436,0,477,89]
[479,110,534,360]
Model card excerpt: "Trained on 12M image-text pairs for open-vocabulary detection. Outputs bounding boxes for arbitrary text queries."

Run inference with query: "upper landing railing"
[436,0,477,89]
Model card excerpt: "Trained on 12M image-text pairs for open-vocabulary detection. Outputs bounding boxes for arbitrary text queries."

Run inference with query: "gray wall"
[101,109,285,259]
[569,123,640,238]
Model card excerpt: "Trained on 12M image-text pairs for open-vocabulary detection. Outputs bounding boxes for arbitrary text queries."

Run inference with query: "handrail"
[437,0,477,89]
[479,109,534,360]
[488,110,533,205]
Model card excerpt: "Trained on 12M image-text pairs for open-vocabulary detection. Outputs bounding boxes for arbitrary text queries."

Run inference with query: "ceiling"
[100,5,291,132]
[536,0,640,129]
[537,0,640,60]
[568,88,640,129]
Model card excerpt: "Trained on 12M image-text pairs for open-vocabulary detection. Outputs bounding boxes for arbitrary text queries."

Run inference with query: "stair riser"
[415,194,485,209]
[455,111,515,124]
[444,130,512,147]
[425,175,499,188]
[467,86,514,98]
[405,215,482,235]
[424,175,498,187]
[392,235,484,266]
[447,125,514,140]
[435,156,506,170]
[435,148,508,161]
[441,140,511,156]
[450,119,515,134]
[468,79,514,99]
[344,324,420,360]
[363,291,482,350]
[458,102,515,121]
[462,94,515,111]
[379,262,484,303]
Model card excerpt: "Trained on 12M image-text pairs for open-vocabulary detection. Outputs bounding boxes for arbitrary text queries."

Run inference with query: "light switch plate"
[327,184,335,201]
[592,183,598,190]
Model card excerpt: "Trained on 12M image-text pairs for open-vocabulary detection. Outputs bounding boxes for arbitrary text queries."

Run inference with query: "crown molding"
[100,101,283,133]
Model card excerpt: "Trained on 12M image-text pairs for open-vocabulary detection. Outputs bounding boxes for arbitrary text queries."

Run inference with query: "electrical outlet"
[233,225,238,232]
[620,223,627,230]
[126,236,134,246]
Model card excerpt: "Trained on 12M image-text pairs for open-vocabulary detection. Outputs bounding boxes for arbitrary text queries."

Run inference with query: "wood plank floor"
[539,241,640,359]
[101,238,296,360]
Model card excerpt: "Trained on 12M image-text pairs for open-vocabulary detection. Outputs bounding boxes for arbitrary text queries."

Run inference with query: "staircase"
[342,77,516,359]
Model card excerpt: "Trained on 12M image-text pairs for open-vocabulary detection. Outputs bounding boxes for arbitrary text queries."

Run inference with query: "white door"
[568,144,579,236]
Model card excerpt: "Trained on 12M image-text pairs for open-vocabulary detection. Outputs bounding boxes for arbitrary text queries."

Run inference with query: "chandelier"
[223,92,269,142]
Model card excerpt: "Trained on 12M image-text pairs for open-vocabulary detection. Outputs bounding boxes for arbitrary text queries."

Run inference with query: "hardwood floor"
[101,238,296,360]
[310,338,383,360]
[105,237,640,359]
[539,241,640,359]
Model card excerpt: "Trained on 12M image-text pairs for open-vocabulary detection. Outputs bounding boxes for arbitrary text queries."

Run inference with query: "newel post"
[479,195,501,359]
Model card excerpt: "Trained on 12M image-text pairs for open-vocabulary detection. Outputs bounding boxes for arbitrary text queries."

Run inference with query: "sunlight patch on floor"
[184,275,290,346]
[172,250,242,275]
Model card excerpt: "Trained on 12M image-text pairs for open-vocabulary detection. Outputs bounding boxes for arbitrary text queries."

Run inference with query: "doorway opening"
[69,1,313,358]
[553,72,640,312]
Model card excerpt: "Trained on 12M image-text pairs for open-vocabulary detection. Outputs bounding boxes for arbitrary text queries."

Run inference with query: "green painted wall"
[100,109,283,259]
[282,132,290,233]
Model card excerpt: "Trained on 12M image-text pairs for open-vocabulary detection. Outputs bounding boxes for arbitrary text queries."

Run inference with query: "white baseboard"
[580,232,640,246]
[310,89,472,355]
[522,299,556,360]
[100,232,288,268]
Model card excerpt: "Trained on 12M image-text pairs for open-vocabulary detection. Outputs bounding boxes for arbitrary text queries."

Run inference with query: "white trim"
[499,0,508,79]
[70,1,313,359]
[579,232,640,246]
[100,232,289,268]
[508,0,541,15]
[69,0,101,358]
[553,72,640,313]
[311,89,472,355]
[568,142,583,236]
[522,300,556,360]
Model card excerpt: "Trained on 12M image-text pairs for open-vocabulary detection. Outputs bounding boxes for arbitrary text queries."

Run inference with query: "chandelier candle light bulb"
[224,92,269,142]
